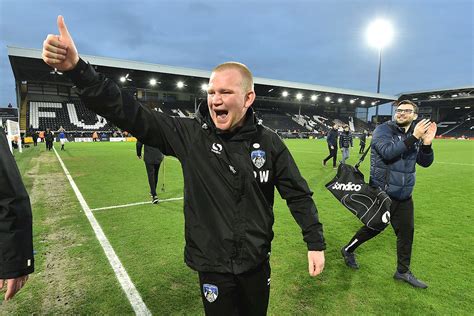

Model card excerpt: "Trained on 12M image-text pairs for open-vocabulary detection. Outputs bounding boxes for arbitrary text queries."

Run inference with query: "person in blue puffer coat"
[340,100,437,289]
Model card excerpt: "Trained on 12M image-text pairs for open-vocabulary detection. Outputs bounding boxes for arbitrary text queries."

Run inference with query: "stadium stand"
[253,101,370,135]
[26,94,113,132]
[398,87,473,138]
[6,46,407,140]
[23,94,377,139]
[437,109,473,138]
[0,107,18,122]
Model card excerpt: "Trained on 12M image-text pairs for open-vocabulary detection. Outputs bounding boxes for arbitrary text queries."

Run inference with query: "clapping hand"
[413,119,432,139]
[421,122,437,145]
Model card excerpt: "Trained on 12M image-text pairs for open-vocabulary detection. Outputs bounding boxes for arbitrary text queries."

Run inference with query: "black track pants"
[198,260,271,316]
[323,144,338,167]
[145,162,161,197]
[344,197,414,273]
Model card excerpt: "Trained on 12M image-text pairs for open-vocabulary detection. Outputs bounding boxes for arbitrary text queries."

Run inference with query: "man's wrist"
[71,55,80,70]
[64,58,99,89]
[421,143,432,153]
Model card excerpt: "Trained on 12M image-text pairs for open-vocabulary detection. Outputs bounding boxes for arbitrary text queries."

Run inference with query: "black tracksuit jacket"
[326,129,338,148]
[66,59,325,274]
[0,129,34,278]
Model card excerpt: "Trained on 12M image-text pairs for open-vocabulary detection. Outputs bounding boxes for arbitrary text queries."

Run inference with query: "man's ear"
[244,90,256,109]
[413,113,418,120]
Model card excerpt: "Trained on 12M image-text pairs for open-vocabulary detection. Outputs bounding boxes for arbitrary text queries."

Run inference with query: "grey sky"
[0,0,472,118]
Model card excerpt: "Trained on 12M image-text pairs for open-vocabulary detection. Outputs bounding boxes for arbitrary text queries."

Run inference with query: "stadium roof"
[8,46,397,108]
[398,86,474,103]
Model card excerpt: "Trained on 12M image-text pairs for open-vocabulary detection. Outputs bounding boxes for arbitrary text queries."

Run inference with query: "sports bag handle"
[354,143,371,170]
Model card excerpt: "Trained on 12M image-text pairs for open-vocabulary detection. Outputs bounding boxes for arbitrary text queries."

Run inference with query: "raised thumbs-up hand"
[42,15,79,71]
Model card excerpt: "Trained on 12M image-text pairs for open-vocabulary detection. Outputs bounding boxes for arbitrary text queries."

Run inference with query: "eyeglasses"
[395,109,414,114]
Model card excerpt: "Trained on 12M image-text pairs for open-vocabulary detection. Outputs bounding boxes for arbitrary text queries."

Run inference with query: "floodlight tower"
[367,18,394,123]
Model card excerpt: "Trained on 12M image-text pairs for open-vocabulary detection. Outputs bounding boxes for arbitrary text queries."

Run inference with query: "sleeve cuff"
[421,144,432,153]
[307,242,326,251]
[64,58,100,89]
[0,259,34,279]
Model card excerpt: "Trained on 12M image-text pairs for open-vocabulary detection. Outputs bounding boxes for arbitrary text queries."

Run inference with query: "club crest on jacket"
[251,150,266,169]
[203,284,218,303]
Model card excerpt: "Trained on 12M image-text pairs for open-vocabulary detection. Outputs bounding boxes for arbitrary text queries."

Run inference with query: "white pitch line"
[290,150,328,154]
[435,161,474,167]
[53,148,151,316]
[91,197,184,211]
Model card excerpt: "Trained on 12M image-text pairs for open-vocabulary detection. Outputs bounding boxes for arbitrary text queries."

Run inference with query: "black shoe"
[152,196,159,204]
[393,271,428,289]
[341,247,359,269]
[322,159,326,166]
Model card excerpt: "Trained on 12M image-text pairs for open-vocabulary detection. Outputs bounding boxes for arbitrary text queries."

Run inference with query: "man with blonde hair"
[212,62,254,91]
[42,16,325,314]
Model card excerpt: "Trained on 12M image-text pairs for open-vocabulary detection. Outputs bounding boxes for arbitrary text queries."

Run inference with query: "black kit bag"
[325,145,392,231]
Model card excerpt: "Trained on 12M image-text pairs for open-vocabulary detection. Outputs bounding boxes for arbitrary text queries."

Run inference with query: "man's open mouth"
[215,110,228,121]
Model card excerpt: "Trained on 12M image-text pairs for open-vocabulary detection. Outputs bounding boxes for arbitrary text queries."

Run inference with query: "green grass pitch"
[2,138,473,315]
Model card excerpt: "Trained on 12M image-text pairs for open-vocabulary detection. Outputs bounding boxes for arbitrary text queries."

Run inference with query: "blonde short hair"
[212,62,254,92]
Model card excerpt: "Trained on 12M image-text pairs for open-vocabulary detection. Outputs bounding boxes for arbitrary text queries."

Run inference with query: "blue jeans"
[341,147,350,163]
